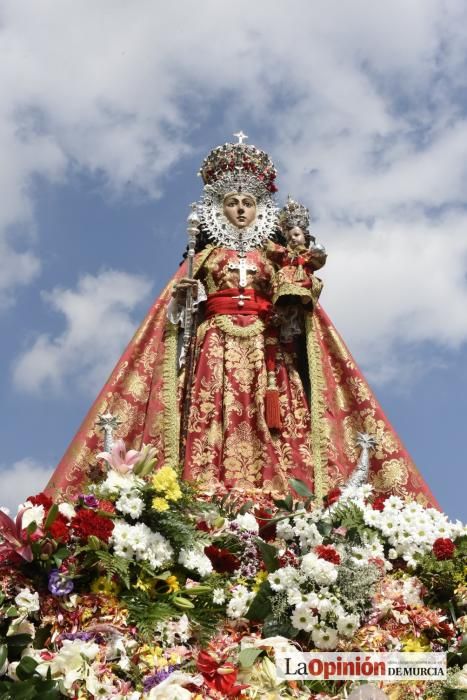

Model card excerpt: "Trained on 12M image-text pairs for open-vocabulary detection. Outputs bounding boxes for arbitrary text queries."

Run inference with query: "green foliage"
[262,615,298,639]
[124,590,223,646]
[417,544,467,602]
[238,647,263,668]
[186,605,224,647]
[336,558,381,615]
[124,592,178,640]
[0,647,61,699]
[148,509,198,551]
[246,581,273,621]
[288,478,315,500]
[91,550,131,588]
[255,539,279,573]
[328,501,374,543]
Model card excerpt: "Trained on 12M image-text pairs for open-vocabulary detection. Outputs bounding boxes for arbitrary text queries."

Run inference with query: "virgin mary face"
[223,192,257,229]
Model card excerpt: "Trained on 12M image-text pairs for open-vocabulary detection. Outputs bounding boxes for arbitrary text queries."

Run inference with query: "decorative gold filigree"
[162,322,180,466]
[213,315,265,337]
[305,313,329,500]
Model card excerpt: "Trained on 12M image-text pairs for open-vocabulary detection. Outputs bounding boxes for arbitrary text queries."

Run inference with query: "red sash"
[205,288,272,319]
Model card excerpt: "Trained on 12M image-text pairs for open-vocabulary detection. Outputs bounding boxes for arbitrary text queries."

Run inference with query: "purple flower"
[81,494,99,508]
[143,665,178,691]
[48,569,74,596]
[61,631,95,642]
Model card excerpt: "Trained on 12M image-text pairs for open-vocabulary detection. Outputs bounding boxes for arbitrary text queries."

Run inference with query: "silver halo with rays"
[199,173,278,253]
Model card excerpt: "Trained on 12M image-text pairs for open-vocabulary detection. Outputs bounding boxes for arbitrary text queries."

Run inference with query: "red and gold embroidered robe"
[46,244,438,508]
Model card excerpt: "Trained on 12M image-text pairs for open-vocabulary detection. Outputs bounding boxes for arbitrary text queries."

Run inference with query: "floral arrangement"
[0,439,466,699]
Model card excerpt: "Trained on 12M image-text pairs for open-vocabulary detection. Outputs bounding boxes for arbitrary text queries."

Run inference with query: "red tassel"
[266,388,282,429]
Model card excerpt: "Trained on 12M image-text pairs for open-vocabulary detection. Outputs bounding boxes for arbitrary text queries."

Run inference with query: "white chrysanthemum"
[116,492,144,519]
[316,595,335,616]
[111,521,173,569]
[360,484,374,498]
[337,614,360,638]
[301,552,338,585]
[293,517,323,552]
[312,626,338,650]
[178,547,213,577]
[383,495,404,512]
[379,516,398,537]
[276,519,295,540]
[363,509,381,527]
[233,512,259,533]
[213,588,226,605]
[287,588,304,606]
[268,565,301,592]
[227,585,254,619]
[291,605,317,632]
[99,471,144,497]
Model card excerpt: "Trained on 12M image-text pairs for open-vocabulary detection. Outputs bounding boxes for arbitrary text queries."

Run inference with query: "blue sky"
[1,1,466,520]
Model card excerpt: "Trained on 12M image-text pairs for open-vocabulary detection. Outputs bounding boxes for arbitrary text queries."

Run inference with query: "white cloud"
[13,269,152,394]
[0,459,53,514]
[1,0,467,381]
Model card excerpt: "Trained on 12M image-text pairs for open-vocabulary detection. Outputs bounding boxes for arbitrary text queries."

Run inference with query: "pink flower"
[0,509,33,562]
[97,439,141,474]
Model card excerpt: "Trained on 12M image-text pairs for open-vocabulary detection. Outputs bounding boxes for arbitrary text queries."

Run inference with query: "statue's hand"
[172,278,198,304]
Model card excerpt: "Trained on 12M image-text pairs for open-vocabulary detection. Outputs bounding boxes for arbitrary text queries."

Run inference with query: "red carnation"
[432,537,456,560]
[97,500,115,514]
[372,495,388,511]
[278,549,299,568]
[324,487,341,507]
[204,545,239,574]
[254,507,277,541]
[315,544,341,565]
[27,493,53,510]
[48,515,70,543]
[71,509,114,542]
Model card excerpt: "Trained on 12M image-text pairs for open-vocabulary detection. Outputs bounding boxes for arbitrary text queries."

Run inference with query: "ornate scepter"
[183,203,201,352]
[179,203,200,462]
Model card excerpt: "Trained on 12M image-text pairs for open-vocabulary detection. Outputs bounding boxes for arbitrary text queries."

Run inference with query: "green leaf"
[239,500,254,515]
[15,656,38,681]
[246,581,273,621]
[5,634,32,648]
[238,647,263,668]
[288,478,314,498]
[262,615,299,639]
[0,645,7,670]
[44,504,59,530]
[6,606,19,618]
[33,625,52,651]
[255,539,279,573]
[272,494,294,512]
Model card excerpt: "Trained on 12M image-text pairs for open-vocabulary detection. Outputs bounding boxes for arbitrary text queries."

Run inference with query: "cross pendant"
[232,291,251,308]
[228,257,258,288]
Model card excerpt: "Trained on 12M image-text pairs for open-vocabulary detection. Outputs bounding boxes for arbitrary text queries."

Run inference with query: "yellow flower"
[152,466,179,493]
[152,496,169,512]
[135,576,157,595]
[165,484,182,501]
[253,571,268,592]
[166,575,180,593]
[402,634,431,652]
[90,576,121,596]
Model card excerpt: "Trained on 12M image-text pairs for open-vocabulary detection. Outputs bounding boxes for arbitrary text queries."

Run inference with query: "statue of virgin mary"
[46,134,438,508]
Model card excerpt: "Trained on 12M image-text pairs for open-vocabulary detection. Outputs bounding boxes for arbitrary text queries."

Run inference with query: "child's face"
[285,226,306,249]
